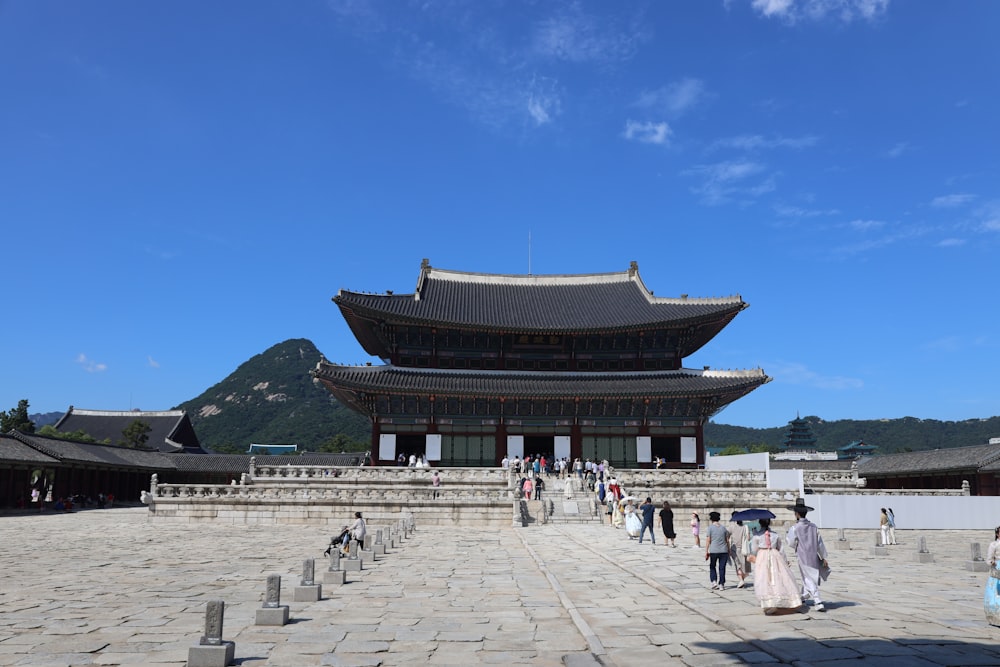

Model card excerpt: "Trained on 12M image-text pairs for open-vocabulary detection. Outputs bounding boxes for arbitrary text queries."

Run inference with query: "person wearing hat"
[704,511,731,590]
[785,498,829,612]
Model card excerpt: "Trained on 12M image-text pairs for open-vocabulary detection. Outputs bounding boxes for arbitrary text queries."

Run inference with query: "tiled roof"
[770,459,855,470]
[0,435,60,464]
[53,408,203,453]
[166,452,366,474]
[314,362,769,399]
[11,432,177,468]
[335,262,745,333]
[857,443,1000,475]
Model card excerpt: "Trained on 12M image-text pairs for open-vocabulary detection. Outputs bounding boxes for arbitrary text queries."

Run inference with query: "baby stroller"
[323,526,351,555]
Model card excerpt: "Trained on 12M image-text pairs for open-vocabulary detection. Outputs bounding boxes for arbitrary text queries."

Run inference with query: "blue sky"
[3,0,998,430]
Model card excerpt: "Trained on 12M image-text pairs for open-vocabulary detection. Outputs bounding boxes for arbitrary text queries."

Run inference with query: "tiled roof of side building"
[0,434,60,464]
[857,442,1000,475]
[770,459,855,470]
[165,452,367,474]
[334,262,746,333]
[6,431,178,468]
[53,408,203,453]
[314,363,769,398]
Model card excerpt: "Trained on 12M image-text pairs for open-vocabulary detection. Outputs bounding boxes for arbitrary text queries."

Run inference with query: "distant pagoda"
[782,414,818,452]
[313,260,770,467]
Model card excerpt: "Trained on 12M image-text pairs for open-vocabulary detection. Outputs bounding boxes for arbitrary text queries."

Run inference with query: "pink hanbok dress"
[750,529,802,613]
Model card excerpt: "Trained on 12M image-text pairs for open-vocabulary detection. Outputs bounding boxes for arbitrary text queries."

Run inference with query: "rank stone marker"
[293,558,322,602]
[188,600,236,667]
[256,574,289,626]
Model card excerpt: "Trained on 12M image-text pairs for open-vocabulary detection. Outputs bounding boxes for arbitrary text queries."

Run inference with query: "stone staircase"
[544,478,605,524]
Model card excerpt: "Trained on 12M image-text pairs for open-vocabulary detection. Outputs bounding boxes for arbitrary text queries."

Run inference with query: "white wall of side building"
[808,494,1000,530]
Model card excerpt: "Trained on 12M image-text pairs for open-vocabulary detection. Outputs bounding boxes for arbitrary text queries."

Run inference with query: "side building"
[314,260,770,468]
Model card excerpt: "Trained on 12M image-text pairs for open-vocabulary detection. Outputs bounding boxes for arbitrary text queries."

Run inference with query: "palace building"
[313,260,770,468]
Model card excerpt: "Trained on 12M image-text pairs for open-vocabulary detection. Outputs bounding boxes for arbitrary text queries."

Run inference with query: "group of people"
[396,453,429,468]
[701,499,830,614]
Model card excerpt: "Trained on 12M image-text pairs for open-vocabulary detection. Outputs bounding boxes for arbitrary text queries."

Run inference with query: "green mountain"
[173,338,370,452]
[704,415,1000,454]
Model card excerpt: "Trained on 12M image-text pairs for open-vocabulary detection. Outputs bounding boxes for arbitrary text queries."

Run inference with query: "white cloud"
[532,6,646,64]
[885,142,910,158]
[936,238,966,247]
[709,134,819,152]
[76,354,107,373]
[623,120,672,145]
[633,78,708,117]
[976,200,1000,232]
[525,75,561,126]
[749,0,890,23]
[847,218,885,231]
[767,360,864,390]
[683,159,776,205]
[148,356,160,369]
[930,194,976,208]
[774,203,840,217]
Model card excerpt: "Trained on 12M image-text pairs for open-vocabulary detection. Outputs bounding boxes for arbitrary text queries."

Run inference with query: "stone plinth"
[967,560,990,572]
[374,544,386,556]
[323,569,346,585]
[293,584,322,602]
[188,642,235,667]
[359,549,375,563]
[255,606,289,626]
[833,540,851,550]
[342,559,363,572]
[869,546,889,556]
[915,552,935,563]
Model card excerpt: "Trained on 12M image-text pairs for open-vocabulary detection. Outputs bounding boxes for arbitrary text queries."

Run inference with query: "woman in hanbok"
[624,501,642,539]
[611,498,624,528]
[985,525,1000,626]
[749,518,803,615]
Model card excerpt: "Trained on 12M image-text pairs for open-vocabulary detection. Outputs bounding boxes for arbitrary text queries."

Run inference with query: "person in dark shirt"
[638,497,657,544]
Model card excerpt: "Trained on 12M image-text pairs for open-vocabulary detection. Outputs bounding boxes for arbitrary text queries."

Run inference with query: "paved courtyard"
[0,508,997,666]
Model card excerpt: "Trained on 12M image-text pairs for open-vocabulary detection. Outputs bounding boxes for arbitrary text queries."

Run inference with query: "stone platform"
[0,508,997,666]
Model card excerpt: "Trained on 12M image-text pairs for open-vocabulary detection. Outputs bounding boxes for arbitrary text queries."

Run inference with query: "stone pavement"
[0,508,998,666]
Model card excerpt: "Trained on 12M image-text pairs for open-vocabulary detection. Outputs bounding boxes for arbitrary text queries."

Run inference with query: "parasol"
[731,508,776,521]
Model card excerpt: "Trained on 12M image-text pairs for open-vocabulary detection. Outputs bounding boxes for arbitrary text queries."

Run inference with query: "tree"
[316,433,366,453]
[120,420,151,448]
[37,424,97,442]
[0,399,35,434]
[717,445,749,456]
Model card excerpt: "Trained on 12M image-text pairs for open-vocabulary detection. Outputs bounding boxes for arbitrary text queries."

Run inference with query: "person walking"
[786,498,830,612]
[691,512,702,548]
[534,476,545,501]
[749,518,802,614]
[638,497,656,544]
[431,470,441,499]
[985,525,1000,627]
[886,508,897,545]
[658,500,677,547]
[522,477,533,501]
[729,515,749,588]
[705,512,730,590]
[879,508,890,546]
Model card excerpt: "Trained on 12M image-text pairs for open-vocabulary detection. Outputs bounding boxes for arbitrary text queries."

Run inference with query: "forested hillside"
[704,415,1000,454]
[172,338,370,452]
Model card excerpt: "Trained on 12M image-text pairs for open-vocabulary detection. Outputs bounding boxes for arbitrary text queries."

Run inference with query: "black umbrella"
[731,508,776,521]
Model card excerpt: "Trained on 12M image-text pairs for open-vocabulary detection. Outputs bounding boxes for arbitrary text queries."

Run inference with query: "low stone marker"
[293,558,322,602]
[188,600,235,667]
[869,530,889,557]
[914,536,934,563]
[256,574,289,626]
[373,529,386,556]
[323,548,346,584]
[342,540,363,572]
[833,527,851,551]
[967,543,990,572]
